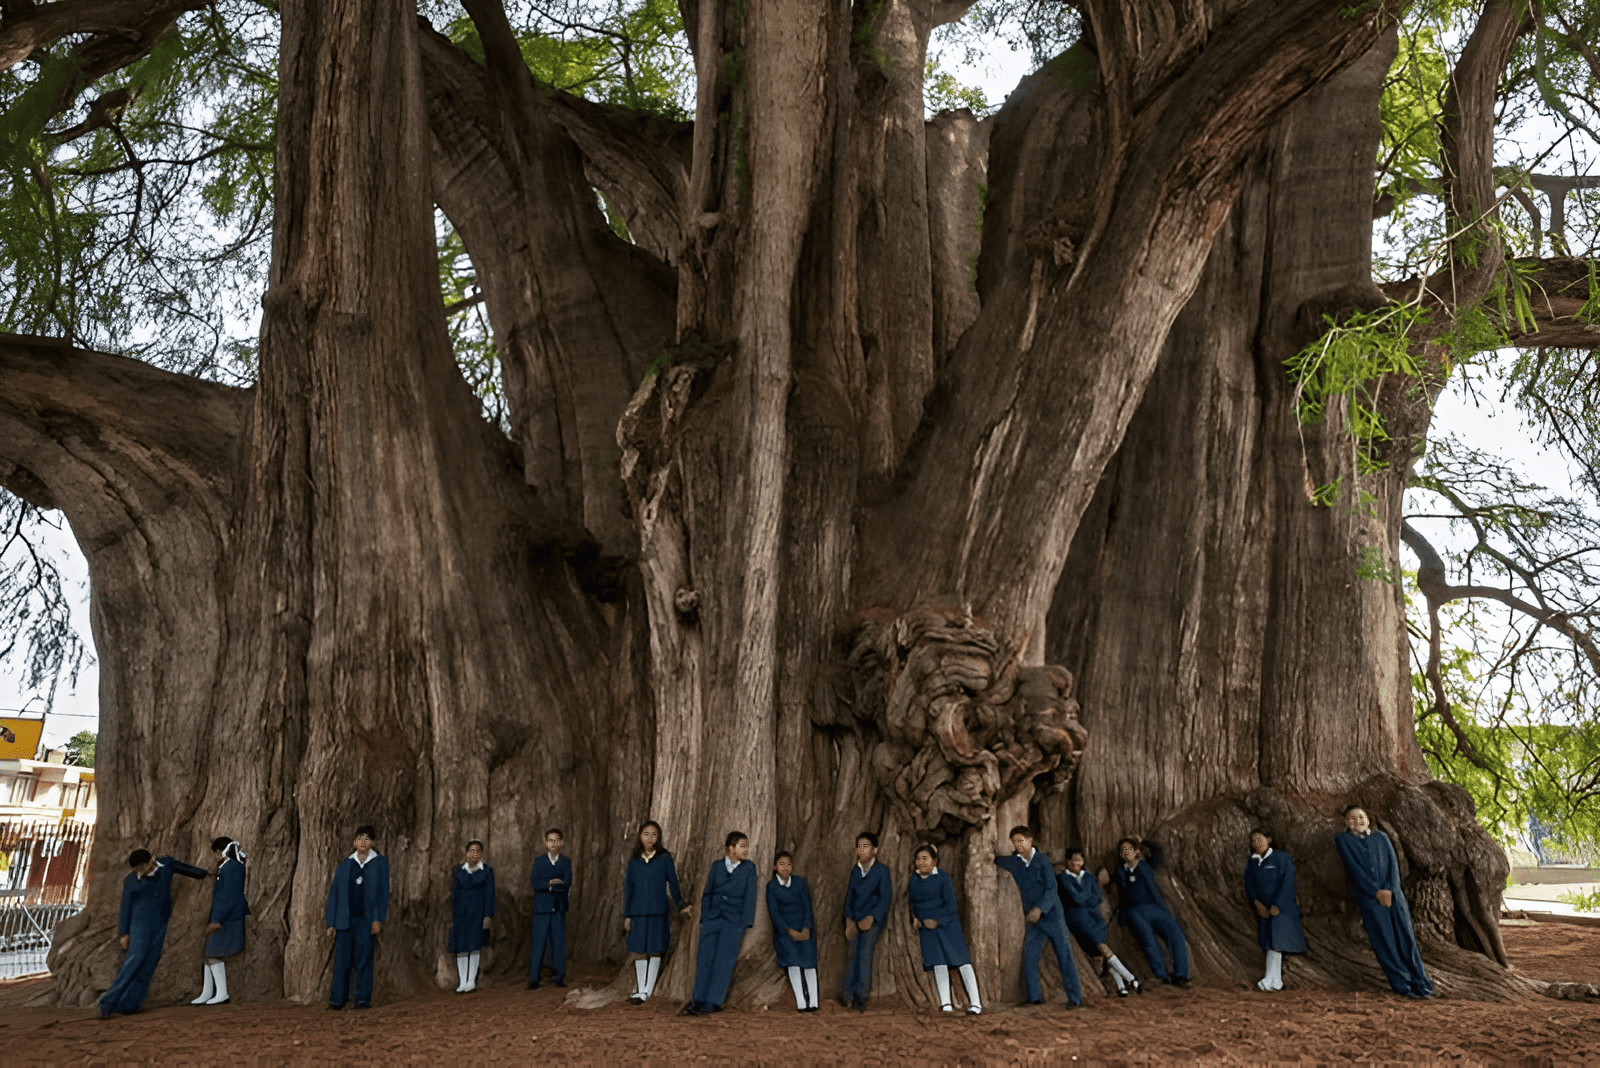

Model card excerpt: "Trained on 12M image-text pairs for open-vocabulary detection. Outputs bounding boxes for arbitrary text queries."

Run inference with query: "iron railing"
[0,816,94,980]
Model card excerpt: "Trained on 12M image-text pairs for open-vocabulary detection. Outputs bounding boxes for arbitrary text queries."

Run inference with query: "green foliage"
[924,58,992,118]
[1375,24,1447,216]
[1558,888,1600,911]
[640,331,726,388]
[64,730,96,769]
[1356,544,1401,584]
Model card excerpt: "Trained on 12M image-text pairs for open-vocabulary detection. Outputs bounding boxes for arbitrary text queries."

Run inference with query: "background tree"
[63,728,95,768]
[1,0,1598,1012]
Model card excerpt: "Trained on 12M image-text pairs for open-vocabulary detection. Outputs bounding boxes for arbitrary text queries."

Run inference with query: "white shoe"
[1257,978,1273,992]
[191,966,214,1006]
[940,1003,954,1013]
[967,1005,982,1015]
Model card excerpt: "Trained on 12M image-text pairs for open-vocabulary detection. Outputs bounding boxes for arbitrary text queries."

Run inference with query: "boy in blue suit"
[993,826,1083,1008]
[1335,805,1433,998]
[838,830,890,1011]
[528,827,571,989]
[688,830,758,1014]
[98,849,208,1018]
[324,825,390,1010]
[1106,835,1190,987]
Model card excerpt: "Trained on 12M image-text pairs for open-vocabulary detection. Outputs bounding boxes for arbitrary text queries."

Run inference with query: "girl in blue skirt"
[907,844,981,1014]
[1058,846,1139,996]
[192,837,248,1006]
[449,840,496,993]
[623,820,690,1003]
[1244,828,1307,991]
[766,851,818,1011]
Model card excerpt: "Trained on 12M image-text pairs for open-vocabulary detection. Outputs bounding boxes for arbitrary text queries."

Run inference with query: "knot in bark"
[843,600,1088,840]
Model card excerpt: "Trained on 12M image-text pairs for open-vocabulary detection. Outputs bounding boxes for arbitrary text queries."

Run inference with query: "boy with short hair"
[528,827,571,989]
[325,825,389,1010]
[99,849,208,1018]
[839,831,890,1011]
[993,825,1083,1008]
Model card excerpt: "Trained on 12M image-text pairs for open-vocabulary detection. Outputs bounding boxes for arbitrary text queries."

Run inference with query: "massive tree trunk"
[0,0,1525,1012]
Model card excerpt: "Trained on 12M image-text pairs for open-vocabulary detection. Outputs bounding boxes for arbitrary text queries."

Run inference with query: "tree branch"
[0,333,245,537]
[1502,256,1600,348]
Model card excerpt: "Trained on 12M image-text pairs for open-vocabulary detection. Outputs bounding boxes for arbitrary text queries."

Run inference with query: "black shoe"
[327,1003,344,1011]
[1131,980,1143,995]
[527,982,539,990]
[554,979,566,988]
[1025,999,1043,1006]
[98,1007,112,1020]
[709,1003,723,1012]
[1066,1000,1082,1010]
[837,993,852,1008]
[1173,978,1191,988]
[628,995,645,1005]
[353,1003,370,1010]
[1117,987,1130,998]
[1160,977,1174,985]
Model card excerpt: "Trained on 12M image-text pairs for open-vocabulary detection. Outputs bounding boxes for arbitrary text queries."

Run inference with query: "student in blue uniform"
[839,830,890,1011]
[1057,846,1139,997]
[907,843,981,1014]
[1103,836,1190,987]
[1244,828,1306,992]
[99,849,208,1018]
[1335,805,1434,999]
[528,828,571,989]
[324,825,389,1010]
[766,851,818,1012]
[450,839,496,993]
[994,826,1083,1008]
[191,837,248,1006]
[623,820,692,1004]
[688,830,757,1015]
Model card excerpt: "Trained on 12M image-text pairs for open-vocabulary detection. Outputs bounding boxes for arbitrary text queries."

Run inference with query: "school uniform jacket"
[701,859,758,928]
[119,857,208,936]
[994,850,1063,920]
[209,857,249,926]
[623,853,685,917]
[843,861,891,926]
[907,868,972,969]
[765,874,817,969]
[1110,858,1174,924]
[1243,849,1307,954]
[325,853,390,930]
[530,854,572,914]
[1057,868,1109,943]
[450,863,497,953]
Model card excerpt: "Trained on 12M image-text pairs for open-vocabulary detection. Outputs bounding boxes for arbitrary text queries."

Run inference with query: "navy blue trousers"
[100,921,168,1014]
[1124,904,1189,981]
[691,920,742,1007]
[1023,910,1083,1004]
[1356,897,1433,996]
[842,924,880,1004]
[330,923,376,1007]
[530,912,566,983]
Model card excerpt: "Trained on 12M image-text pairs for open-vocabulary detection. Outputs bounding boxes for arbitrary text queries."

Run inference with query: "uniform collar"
[777,874,791,887]
[857,859,875,876]
[724,856,741,874]
[916,866,941,878]
[1252,848,1274,862]
[349,850,380,867]
[462,861,482,873]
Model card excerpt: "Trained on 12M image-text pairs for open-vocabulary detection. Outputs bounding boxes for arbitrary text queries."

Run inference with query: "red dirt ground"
[2,923,1596,1066]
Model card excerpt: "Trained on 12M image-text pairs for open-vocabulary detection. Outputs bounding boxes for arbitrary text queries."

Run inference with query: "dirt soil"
[2,923,1596,1066]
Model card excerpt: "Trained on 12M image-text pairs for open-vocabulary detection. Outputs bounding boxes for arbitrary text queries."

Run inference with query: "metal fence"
[0,895,84,980]
[0,817,93,980]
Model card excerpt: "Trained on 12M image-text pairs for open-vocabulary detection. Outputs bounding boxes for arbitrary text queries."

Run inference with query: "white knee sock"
[933,964,952,1010]
[958,963,981,1010]
[1108,955,1136,983]
[205,961,230,1004]
[467,950,481,990]
[803,967,818,1009]
[787,966,806,1008]
[455,953,469,992]
[634,959,649,996]
[1260,949,1282,991]
[192,964,215,1004]
[1107,962,1127,991]
[643,956,662,997]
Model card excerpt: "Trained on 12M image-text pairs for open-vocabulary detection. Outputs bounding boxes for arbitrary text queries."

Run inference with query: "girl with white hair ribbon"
[192,837,248,1005]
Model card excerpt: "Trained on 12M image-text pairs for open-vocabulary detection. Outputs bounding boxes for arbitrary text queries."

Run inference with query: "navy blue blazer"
[765,874,815,934]
[118,856,207,936]
[700,859,758,927]
[530,854,572,914]
[208,857,250,925]
[907,869,960,928]
[994,850,1062,918]
[623,853,684,917]
[324,853,390,930]
[1110,858,1173,920]
[1244,849,1307,954]
[843,862,891,925]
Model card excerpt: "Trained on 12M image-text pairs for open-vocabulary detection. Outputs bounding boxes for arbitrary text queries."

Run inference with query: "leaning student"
[324,824,389,1010]
[1335,805,1433,999]
[1058,846,1139,997]
[766,851,819,1012]
[1103,835,1190,987]
[99,849,208,1019]
[623,820,691,1004]
[688,830,758,1014]
[907,843,981,1014]
[994,825,1083,1008]
[839,830,891,1012]
[1244,828,1306,991]
[450,839,496,994]
[528,828,571,989]
[191,837,249,1006]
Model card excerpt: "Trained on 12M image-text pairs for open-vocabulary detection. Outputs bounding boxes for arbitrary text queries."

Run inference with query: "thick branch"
[0,332,244,531]
[1502,256,1600,348]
